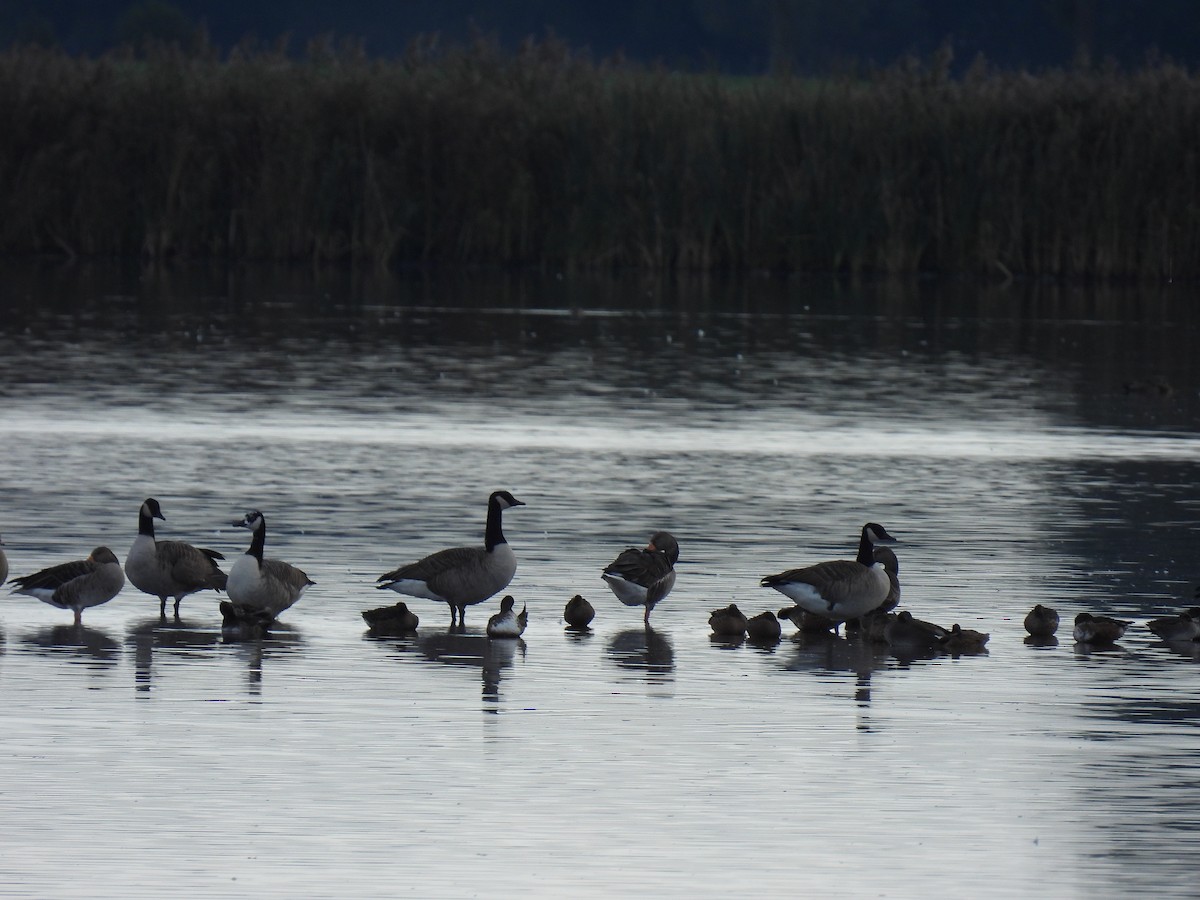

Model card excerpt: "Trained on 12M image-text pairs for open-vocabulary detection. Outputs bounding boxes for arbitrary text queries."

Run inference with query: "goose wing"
[12,558,95,593]
[160,540,228,591]
[379,546,481,587]
[761,559,862,588]
[262,558,314,593]
[603,547,674,589]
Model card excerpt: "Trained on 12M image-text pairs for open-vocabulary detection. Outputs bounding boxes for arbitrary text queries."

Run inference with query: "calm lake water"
[1,262,1198,897]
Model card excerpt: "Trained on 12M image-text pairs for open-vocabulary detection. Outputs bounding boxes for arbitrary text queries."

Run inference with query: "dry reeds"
[1,38,1197,278]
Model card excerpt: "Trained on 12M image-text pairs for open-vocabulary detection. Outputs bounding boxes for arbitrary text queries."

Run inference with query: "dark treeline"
[2,39,1199,278]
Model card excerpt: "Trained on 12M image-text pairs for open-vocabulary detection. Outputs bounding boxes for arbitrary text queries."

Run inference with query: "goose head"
[646,531,680,565]
[489,491,525,511]
[232,510,266,532]
[89,547,120,565]
[141,498,166,521]
[863,523,897,545]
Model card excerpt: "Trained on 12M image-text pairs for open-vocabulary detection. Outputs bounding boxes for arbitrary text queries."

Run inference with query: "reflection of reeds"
[2,38,1197,278]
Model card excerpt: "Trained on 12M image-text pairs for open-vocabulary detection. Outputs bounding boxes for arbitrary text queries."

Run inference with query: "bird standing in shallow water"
[11,547,125,625]
[125,498,227,618]
[601,531,679,625]
[377,490,524,627]
[487,595,527,638]
[761,523,898,634]
[227,510,313,621]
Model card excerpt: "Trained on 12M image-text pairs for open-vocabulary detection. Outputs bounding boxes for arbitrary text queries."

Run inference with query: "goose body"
[1073,612,1131,644]
[761,523,898,631]
[1146,612,1200,642]
[11,547,125,624]
[709,603,749,637]
[601,531,679,624]
[486,595,527,638]
[362,601,420,633]
[125,498,228,617]
[227,511,313,620]
[1023,604,1060,637]
[378,490,524,626]
[745,610,782,641]
[564,594,595,628]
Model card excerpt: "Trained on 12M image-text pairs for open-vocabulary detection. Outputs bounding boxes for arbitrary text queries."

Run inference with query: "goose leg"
[174,597,183,618]
[73,609,82,626]
[159,596,168,618]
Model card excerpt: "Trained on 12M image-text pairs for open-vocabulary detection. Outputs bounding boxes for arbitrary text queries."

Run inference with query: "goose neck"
[484,499,507,552]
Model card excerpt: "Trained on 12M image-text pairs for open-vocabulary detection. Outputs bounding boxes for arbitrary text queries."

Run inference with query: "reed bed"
[1,38,1198,278]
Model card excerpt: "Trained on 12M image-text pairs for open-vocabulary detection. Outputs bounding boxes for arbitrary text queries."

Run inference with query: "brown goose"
[377,490,524,626]
[601,531,679,625]
[11,546,125,624]
[228,510,313,621]
[760,523,898,633]
[125,498,227,617]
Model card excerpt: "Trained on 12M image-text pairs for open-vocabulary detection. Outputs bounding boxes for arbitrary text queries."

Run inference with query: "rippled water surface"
[1,265,1199,897]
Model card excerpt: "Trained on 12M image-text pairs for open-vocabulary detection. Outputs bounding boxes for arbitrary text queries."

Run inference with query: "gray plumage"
[601,531,680,624]
[126,498,228,617]
[486,595,528,638]
[227,511,313,620]
[11,546,126,624]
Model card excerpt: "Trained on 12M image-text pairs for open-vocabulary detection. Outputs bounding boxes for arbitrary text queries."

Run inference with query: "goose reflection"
[222,622,306,696]
[126,617,221,693]
[378,627,525,705]
[782,631,891,677]
[606,626,674,683]
[22,623,121,669]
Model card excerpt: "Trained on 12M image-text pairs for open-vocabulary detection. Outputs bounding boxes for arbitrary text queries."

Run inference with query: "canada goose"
[1146,611,1200,642]
[1073,612,1131,644]
[760,523,898,632]
[487,595,528,638]
[377,490,525,626]
[10,547,125,624]
[1023,604,1060,637]
[227,511,314,620]
[745,610,782,642]
[943,623,990,653]
[601,531,679,625]
[564,594,595,628]
[884,610,949,650]
[0,534,7,585]
[125,498,228,617]
[709,603,749,637]
[873,546,901,613]
[362,600,420,633]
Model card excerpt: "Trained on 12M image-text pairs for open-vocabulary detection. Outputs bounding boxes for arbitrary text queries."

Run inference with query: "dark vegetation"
[2,37,1199,278]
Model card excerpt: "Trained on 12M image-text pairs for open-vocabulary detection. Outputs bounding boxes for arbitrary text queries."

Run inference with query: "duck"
[564,594,595,628]
[1073,612,1131,644]
[777,606,838,633]
[709,603,749,637]
[227,510,314,621]
[486,595,527,638]
[601,531,679,625]
[760,523,898,633]
[1146,611,1200,642]
[884,610,949,650]
[10,546,126,624]
[1023,604,1060,637]
[0,533,7,585]
[219,599,276,639]
[745,610,782,641]
[943,623,990,653]
[362,600,420,633]
[377,490,524,626]
[125,498,228,617]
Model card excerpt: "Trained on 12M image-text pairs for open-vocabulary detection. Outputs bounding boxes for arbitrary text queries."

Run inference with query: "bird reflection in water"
[781,630,891,703]
[23,623,121,670]
[606,626,674,684]
[127,617,221,693]
[371,626,525,708]
[220,621,305,697]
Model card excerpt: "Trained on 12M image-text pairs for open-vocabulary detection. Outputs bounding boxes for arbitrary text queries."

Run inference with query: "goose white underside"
[766,568,890,621]
[487,616,524,638]
[382,578,451,603]
[14,587,59,606]
[602,574,651,607]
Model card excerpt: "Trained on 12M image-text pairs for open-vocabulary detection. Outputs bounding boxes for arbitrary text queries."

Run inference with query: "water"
[1,264,1199,897]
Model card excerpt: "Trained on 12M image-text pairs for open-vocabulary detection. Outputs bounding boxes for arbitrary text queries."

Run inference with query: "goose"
[709,603,749,637]
[125,498,228,617]
[1023,604,1060,637]
[1146,611,1200,642]
[564,594,595,628]
[1072,612,1131,644]
[745,610,782,641]
[227,510,314,620]
[362,600,420,633]
[943,623,990,653]
[0,533,7,585]
[487,595,527,638]
[873,546,901,613]
[884,610,949,650]
[601,531,679,624]
[10,546,125,624]
[760,523,898,633]
[377,490,524,626]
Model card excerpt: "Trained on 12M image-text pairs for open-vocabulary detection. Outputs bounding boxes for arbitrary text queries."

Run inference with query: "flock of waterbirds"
[2,492,1197,656]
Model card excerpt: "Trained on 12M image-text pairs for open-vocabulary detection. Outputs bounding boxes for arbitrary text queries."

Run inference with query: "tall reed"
[1,38,1197,278]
